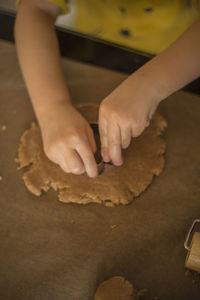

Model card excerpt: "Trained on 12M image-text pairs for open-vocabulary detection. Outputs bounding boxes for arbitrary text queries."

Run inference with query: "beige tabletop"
[0,40,200,300]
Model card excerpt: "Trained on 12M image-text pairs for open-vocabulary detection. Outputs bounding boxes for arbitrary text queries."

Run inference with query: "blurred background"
[0,0,200,93]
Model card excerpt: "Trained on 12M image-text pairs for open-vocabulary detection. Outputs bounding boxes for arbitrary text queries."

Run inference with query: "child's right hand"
[15,1,98,177]
[40,102,98,178]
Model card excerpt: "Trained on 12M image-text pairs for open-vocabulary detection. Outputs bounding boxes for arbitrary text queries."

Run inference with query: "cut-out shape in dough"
[17,103,167,206]
[94,276,137,300]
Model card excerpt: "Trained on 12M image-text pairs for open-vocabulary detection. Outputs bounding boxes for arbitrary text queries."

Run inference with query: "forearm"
[129,20,200,103]
[14,1,71,127]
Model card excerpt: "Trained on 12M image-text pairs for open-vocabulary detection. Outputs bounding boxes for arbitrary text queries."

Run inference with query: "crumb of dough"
[16,103,167,206]
[1,125,7,131]
[94,276,137,300]
[111,225,117,229]
[137,288,148,299]
[0,176,2,181]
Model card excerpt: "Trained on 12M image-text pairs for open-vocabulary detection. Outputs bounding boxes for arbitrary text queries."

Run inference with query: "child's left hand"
[99,75,159,166]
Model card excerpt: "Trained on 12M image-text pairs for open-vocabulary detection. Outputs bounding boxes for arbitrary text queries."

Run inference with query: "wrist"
[130,57,174,105]
[121,71,162,107]
[32,97,73,128]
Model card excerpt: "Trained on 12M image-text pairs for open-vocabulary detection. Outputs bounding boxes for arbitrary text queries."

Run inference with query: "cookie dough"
[17,103,167,206]
[94,276,137,300]
[1,125,7,131]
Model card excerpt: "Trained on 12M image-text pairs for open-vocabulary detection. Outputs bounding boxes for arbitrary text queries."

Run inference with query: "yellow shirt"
[16,0,200,54]
[16,0,68,14]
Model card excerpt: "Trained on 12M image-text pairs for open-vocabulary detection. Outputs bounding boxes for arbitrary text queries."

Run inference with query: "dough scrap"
[17,103,167,206]
[1,125,7,131]
[94,276,137,300]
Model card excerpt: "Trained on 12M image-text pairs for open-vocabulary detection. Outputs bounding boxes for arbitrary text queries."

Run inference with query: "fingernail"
[113,160,123,166]
[102,148,110,162]
[103,155,111,163]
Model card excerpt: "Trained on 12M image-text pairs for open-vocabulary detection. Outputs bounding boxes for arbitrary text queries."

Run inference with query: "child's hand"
[40,103,98,177]
[99,77,158,165]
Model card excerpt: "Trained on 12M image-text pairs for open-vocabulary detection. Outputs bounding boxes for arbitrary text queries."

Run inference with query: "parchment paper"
[1,40,200,300]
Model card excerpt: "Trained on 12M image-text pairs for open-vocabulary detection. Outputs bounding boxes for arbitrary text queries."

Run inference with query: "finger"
[59,156,71,173]
[131,121,145,138]
[77,142,98,178]
[99,113,110,162]
[86,124,97,154]
[121,126,132,149]
[145,120,150,127]
[63,149,85,175]
[108,122,123,166]
[46,149,71,173]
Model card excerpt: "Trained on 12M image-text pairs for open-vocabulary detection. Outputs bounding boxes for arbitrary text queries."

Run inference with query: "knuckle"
[131,120,145,137]
[109,111,120,122]
[44,143,56,161]
[110,114,117,123]
[119,112,132,125]
[124,115,132,125]
[71,130,88,145]
[66,132,86,147]
[60,162,70,174]
[100,127,107,138]
[100,101,112,115]
[72,167,85,175]
[133,129,143,137]
[99,101,107,112]
[109,137,119,147]
[132,127,142,137]
[122,139,130,149]
[111,112,129,125]
[69,157,85,174]
[68,134,79,145]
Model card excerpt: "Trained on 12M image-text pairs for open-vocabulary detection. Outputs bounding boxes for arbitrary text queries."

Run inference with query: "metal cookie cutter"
[90,123,104,175]
[184,219,200,273]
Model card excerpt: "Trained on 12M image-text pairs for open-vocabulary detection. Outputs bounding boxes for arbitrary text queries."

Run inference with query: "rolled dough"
[17,103,167,206]
[94,276,137,300]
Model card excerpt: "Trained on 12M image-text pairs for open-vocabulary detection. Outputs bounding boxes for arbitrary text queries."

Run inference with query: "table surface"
[1,40,200,300]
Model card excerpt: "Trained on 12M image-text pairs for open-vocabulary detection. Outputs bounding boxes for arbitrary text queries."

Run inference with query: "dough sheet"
[17,103,167,206]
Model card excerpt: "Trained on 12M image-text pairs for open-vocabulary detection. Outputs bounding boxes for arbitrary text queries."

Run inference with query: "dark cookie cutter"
[90,123,105,175]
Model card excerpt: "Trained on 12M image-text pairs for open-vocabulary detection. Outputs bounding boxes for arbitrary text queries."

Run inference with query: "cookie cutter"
[184,219,200,251]
[184,219,200,273]
[90,123,104,175]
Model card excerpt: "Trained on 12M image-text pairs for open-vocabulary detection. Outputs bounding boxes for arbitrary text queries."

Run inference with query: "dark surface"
[0,9,200,95]
[1,40,200,300]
